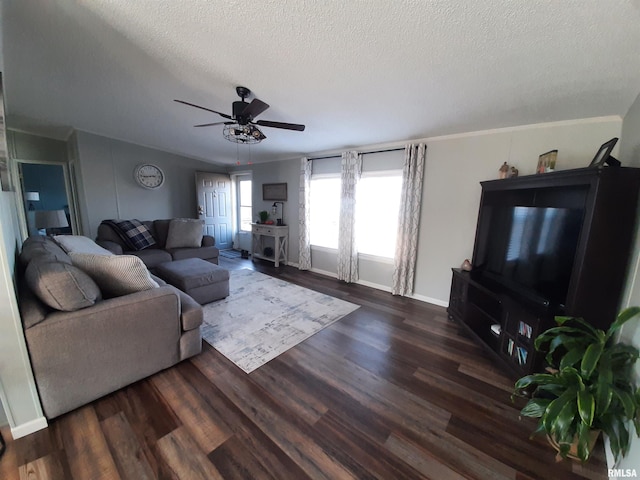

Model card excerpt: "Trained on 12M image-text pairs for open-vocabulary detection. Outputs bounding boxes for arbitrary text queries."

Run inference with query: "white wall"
[73,130,226,239]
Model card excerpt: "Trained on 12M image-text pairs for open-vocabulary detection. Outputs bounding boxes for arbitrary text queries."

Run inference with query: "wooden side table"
[251,224,288,267]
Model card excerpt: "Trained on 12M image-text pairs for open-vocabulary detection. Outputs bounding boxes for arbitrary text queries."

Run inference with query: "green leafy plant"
[258,210,269,223]
[513,307,640,463]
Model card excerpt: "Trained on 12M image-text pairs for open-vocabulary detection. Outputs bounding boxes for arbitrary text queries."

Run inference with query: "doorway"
[196,172,233,250]
[17,160,78,237]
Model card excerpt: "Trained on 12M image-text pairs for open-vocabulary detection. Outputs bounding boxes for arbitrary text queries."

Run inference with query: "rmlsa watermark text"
[609,469,638,478]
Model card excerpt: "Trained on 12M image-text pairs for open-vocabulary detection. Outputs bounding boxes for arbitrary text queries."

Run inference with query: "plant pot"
[547,430,600,462]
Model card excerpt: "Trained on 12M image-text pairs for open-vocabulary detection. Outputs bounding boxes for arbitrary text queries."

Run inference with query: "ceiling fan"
[175,86,305,144]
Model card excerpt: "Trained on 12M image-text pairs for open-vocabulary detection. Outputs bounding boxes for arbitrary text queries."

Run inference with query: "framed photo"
[589,138,620,168]
[536,150,557,174]
[262,182,287,201]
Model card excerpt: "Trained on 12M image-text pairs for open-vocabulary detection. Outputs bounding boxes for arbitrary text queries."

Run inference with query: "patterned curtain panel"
[337,151,362,282]
[298,157,312,270]
[392,143,426,295]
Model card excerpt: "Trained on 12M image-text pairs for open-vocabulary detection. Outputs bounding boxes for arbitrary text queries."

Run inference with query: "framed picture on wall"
[262,183,287,201]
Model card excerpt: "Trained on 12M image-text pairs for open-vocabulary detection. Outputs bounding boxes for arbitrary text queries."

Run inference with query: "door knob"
[197,205,204,215]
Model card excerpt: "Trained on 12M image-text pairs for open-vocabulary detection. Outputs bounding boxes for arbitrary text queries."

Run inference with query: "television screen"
[474,206,584,305]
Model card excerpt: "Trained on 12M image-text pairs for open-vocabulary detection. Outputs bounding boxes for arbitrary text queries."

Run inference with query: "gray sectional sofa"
[96,218,219,271]
[18,235,204,419]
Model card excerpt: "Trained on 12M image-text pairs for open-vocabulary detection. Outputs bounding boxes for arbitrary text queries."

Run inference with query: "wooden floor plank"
[384,433,468,480]
[156,427,223,480]
[100,412,155,480]
[56,406,120,480]
[18,453,66,480]
[1,258,607,480]
[150,368,231,453]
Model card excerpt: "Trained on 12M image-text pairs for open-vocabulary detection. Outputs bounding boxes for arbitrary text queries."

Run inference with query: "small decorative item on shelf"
[498,162,510,179]
[537,150,558,173]
[460,259,472,271]
[258,210,269,224]
[509,166,519,178]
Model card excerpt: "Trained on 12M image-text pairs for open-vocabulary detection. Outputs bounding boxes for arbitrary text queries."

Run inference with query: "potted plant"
[513,307,640,463]
[258,210,269,224]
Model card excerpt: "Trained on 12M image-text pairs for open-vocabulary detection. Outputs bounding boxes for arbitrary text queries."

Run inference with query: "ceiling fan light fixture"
[223,124,263,144]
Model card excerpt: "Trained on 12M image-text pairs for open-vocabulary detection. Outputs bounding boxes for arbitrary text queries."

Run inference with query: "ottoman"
[155,258,229,304]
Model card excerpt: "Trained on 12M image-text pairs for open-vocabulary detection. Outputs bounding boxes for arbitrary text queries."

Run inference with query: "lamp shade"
[25,191,40,201]
[35,210,69,230]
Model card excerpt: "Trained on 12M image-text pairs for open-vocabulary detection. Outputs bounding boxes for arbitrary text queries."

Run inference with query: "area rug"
[201,269,360,373]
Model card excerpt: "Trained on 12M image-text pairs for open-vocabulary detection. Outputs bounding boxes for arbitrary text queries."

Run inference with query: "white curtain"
[392,143,426,295]
[298,157,312,270]
[337,151,362,282]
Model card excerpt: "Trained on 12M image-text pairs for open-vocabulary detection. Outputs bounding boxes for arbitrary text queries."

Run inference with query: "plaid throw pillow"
[102,219,156,251]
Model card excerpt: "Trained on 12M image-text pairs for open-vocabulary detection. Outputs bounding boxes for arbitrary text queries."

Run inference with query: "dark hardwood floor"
[0,256,607,479]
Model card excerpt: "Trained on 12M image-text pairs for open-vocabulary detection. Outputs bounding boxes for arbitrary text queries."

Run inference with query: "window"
[309,171,403,258]
[309,175,340,249]
[238,178,252,232]
[355,172,403,258]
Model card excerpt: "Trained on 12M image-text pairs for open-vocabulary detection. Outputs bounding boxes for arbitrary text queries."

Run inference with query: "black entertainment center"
[448,166,640,377]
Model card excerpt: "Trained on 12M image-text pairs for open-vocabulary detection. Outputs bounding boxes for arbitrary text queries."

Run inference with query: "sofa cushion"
[130,249,173,270]
[101,219,156,251]
[165,218,204,249]
[19,278,51,328]
[168,245,219,262]
[25,260,102,311]
[20,236,72,266]
[69,253,159,297]
[153,219,171,248]
[53,235,114,256]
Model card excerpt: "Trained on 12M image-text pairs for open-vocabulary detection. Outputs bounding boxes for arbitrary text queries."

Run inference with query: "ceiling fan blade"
[194,121,234,127]
[174,99,232,120]
[255,119,305,131]
[241,98,270,118]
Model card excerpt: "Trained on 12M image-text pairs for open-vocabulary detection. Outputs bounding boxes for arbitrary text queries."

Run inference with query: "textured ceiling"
[3,1,640,165]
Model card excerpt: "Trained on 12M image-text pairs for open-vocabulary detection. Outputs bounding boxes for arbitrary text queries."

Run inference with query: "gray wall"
[614,93,640,472]
[0,191,44,433]
[244,118,624,301]
[9,130,68,162]
[232,157,302,263]
[621,92,640,167]
[73,130,226,239]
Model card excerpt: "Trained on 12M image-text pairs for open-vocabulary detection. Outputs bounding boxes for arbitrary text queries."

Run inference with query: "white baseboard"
[11,416,48,439]
[356,278,392,293]
[407,292,449,308]
[310,267,338,279]
[307,268,448,308]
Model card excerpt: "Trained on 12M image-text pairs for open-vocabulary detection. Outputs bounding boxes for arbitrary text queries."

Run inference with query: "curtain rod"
[309,146,405,161]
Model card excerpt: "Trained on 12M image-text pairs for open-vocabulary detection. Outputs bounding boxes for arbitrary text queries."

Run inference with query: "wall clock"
[134,164,165,189]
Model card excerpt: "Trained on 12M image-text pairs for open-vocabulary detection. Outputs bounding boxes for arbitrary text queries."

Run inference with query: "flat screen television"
[472,205,584,307]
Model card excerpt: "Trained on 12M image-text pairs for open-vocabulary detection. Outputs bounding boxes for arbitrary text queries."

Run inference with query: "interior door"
[19,161,76,236]
[196,172,232,249]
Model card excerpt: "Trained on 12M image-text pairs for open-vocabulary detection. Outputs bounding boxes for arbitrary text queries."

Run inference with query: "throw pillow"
[165,218,204,249]
[69,253,159,297]
[101,219,156,251]
[25,261,102,311]
[20,236,72,266]
[53,235,114,256]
